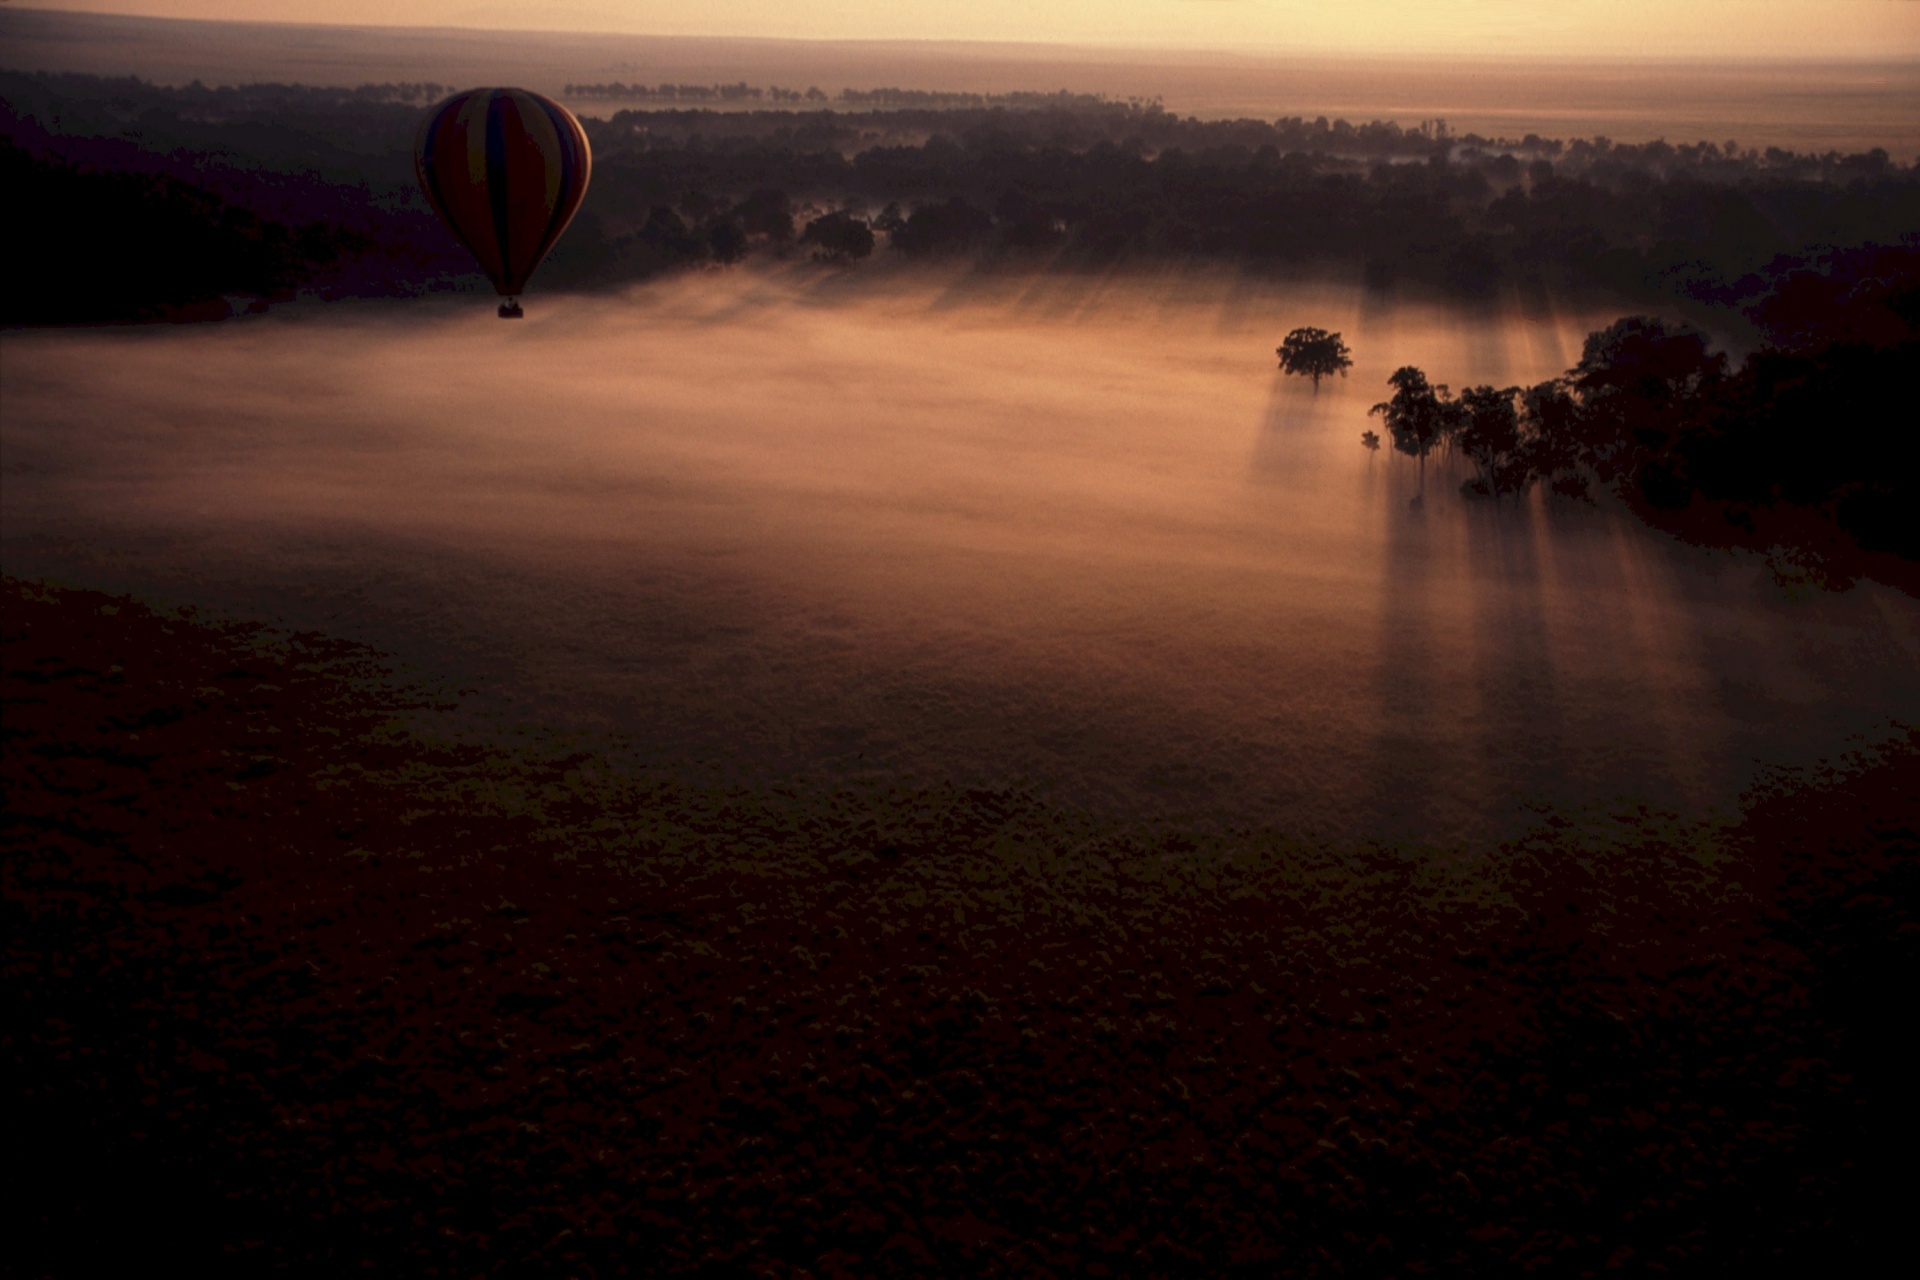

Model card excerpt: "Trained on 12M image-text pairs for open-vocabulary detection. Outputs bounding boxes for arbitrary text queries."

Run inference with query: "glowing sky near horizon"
[11,1,1920,58]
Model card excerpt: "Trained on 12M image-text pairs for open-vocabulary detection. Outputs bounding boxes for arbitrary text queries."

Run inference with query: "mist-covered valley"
[6,13,1919,1272]
[6,268,1915,849]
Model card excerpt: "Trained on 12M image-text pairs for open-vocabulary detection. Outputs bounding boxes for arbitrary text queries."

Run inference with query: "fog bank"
[5,266,1916,846]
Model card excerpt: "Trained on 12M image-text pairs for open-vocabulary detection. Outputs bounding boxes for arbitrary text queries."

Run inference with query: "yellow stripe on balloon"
[457,91,489,188]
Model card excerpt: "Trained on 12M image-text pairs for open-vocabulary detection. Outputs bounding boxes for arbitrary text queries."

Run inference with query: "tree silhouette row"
[1358,251,1920,583]
[3,70,1914,328]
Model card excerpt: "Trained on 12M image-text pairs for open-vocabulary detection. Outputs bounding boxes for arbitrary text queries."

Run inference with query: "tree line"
[554,101,1915,314]
[564,84,1123,111]
[3,69,1915,346]
[1352,248,1919,582]
[545,131,1914,319]
[565,81,786,102]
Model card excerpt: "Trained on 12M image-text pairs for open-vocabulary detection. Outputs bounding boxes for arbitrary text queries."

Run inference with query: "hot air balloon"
[415,88,592,318]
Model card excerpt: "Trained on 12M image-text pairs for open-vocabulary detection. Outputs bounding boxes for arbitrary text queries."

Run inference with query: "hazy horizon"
[7,7,1919,154]
[11,0,1920,59]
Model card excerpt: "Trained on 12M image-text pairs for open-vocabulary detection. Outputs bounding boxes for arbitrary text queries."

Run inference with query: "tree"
[1369,366,1460,493]
[734,189,795,243]
[707,220,748,264]
[890,197,993,256]
[1456,384,1527,498]
[1361,429,1381,453]
[1518,380,1589,499]
[1277,327,1354,390]
[1568,316,1723,484]
[800,211,875,263]
[873,202,907,239]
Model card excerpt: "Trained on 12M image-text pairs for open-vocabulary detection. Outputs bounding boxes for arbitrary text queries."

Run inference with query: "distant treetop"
[1277,328,1354,390]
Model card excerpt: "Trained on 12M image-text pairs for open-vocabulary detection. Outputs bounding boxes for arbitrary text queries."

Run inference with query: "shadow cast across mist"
[1355,467,1789,849]
[1248,369,1363,482]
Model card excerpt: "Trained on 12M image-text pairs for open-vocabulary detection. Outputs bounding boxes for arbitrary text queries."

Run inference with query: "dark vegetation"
[563,82,1129,111]
[1276,326,1353,390]
[0,137,367,324]
[567,78,797,103]
[7,577,1916,1274]
[1367,247,1920,589]
[3,69,1915,326]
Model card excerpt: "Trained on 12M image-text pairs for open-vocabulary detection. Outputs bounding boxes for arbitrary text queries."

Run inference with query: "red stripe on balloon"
[425,95,506,284]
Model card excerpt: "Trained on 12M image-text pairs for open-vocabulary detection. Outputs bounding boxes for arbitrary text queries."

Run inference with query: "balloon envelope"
[415,88,592,298]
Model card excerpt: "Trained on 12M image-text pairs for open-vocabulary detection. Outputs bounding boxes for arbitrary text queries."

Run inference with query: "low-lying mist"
[4,265,1916,847]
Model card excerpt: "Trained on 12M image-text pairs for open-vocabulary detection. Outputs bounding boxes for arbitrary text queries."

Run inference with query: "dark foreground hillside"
[5,578,1915,1275]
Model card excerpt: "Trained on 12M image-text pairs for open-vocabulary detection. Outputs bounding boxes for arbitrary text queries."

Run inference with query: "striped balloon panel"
[415,88,592,296]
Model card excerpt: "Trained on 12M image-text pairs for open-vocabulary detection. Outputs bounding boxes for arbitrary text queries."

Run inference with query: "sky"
[11,1,1920,59]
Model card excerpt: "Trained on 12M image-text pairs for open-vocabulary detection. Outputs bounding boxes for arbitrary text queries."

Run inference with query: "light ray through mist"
[4,266,1916,848]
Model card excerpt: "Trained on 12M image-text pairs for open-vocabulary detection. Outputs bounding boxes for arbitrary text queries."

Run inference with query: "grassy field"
[5,575,1914,1274]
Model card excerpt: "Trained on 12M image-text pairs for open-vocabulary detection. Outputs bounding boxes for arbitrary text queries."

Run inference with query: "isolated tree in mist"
[1361,429,1382,453]
[1277,327,1354,390]
[1369,365,1459,496]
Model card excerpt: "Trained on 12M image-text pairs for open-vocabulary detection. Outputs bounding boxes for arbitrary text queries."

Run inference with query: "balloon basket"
[498,300,525,319]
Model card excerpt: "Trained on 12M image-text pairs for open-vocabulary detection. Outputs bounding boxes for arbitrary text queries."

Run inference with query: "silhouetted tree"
[1456,384,1528,498]
[995,189,1064,250]
[1370,366,1459,494]
[1277,327,1353,390]
[890,197,993,256]
[1361,430,1381,453]
[800,211,876,263]
[707,220,748,264]
[734,189,795,242]
[1519,380,1589,499]
[1569,316,1725,496]
[637,206,705,261]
